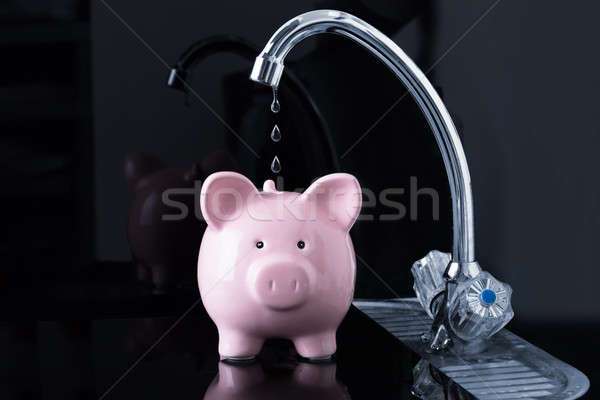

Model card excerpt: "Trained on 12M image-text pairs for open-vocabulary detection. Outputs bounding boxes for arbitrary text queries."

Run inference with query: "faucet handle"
[413,251,514,345]
[448,270,514,341]
[411,250,451,318]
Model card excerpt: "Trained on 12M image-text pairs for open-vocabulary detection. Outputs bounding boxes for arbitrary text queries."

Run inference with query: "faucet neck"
[250,10,476,264]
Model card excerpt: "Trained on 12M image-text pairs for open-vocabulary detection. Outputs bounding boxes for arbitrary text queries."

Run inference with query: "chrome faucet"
[250,10,512,350]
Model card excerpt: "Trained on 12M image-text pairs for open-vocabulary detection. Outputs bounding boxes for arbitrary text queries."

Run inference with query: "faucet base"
[444,260,482,280]
[422,323,451,351]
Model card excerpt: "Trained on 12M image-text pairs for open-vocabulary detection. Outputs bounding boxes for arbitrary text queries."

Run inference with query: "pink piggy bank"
[198,172,362,360]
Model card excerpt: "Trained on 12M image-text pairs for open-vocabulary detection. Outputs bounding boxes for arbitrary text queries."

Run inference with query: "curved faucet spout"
[250,10,476,267]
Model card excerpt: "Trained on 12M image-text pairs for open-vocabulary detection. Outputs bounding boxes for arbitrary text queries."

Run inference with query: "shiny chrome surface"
[446,260,482,280]
[354,299,590,400]
[250,9,476,266]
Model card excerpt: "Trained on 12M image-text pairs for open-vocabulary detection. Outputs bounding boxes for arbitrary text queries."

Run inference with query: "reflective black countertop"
[4,306,420,399]
[0,262,596,399]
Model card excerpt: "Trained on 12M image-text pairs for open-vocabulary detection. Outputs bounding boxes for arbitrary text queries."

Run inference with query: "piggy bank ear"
[300,173,362,231]
[201,172,259,230]
[124,152,165,188]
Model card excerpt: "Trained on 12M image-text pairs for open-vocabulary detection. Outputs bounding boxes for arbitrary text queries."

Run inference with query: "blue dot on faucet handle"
[480,289,497,305]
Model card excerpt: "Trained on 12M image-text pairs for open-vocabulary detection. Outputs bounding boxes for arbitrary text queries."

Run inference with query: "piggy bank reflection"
[203,362,351,400]
[125,151,236,290]
[198,172,362,359]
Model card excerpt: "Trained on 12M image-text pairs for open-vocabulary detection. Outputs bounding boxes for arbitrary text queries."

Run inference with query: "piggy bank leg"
[218,330,264,360]
[293,331,337,360]
[136,263,150,282]
[151,264,171,292]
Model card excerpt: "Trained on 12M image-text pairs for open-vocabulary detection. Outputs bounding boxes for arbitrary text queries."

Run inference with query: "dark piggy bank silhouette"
[125,151,236,290]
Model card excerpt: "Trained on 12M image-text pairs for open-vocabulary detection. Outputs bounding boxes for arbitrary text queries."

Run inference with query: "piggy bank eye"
[256,241,264,249]
[297,240,305,249]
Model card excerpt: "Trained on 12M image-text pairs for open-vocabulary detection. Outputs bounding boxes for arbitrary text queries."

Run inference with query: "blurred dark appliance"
[167,35,340,190]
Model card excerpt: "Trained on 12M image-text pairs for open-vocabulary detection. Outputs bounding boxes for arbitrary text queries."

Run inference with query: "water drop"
[270,156,281,173]
[270,124,281,142]
[270,87,280,113]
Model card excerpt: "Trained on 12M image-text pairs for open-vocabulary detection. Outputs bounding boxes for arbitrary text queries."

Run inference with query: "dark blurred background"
[0,0,598,398]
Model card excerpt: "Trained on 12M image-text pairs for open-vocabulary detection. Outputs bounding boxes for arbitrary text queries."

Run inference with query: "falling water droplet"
[270,124,281,142]
[270,87,280,113]
[270,156,281,173]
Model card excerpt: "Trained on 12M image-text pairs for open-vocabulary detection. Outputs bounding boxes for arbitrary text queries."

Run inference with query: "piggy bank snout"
[252,264,310,311]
